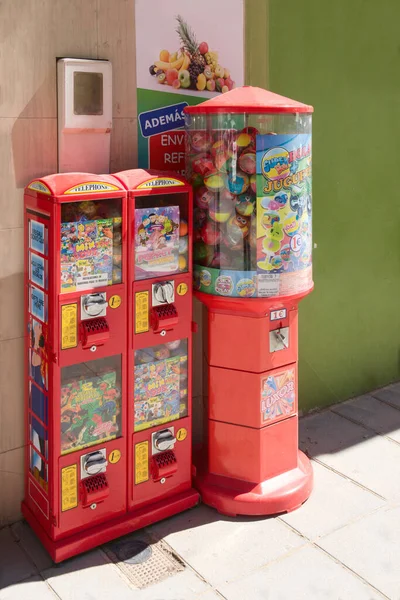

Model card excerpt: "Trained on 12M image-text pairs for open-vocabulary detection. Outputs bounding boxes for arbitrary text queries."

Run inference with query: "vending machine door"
[57,354,126,537]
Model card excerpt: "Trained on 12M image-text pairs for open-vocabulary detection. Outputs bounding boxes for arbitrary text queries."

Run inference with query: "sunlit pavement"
[1,382,400,600]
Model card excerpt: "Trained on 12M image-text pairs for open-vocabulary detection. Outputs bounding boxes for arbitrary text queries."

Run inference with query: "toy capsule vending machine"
[23,174,128,561]
[113,170,199,522]
[185,87,314,515]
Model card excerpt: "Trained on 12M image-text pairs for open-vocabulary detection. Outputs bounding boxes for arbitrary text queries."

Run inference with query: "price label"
[135,441,149,484]
[61,465,78,512]
[109,449,121,464]
[270,309,287,321]
[61,304,77,349]
[135,291,149,333]
[177,283,188,296]
[176,427,188,442]
[109,294,122,309]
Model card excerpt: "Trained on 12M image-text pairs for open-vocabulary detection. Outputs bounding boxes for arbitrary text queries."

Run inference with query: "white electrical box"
[57,58,112,174]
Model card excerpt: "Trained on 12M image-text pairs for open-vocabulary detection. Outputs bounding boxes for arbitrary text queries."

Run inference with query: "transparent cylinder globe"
[185,111,312,298]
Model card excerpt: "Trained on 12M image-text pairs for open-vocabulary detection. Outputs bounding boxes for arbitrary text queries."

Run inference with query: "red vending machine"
[185,87,314,516]
[114,170,199,518]
[23,174,128,561]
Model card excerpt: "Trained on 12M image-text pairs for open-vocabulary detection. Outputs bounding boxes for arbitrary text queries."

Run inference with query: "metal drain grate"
[103,534,185,589]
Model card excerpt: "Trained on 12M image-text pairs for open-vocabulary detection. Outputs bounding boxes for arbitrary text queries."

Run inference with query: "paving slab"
[280,460,385,540]
[11,520,53,572]
[146,504,305,587]
[131,568,210,600]
[0,576,58,600]
[318,505,400,599]
[198,591,226,600]
[312,433,400,501]
[332,394,400,442]
[219,546,382,600]
[300,410,373,457]
[0,526,37,589]
[42,549,134,600]
[371,383,400,409]
[218,544,384,600]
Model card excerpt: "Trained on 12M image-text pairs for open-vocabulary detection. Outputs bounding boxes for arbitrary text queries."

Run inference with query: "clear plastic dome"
[185,101,312,299]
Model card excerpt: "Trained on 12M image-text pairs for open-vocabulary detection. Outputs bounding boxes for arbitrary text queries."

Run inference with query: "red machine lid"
[25,173,124,198]
[184,86,313,115]
[113,169,189,191]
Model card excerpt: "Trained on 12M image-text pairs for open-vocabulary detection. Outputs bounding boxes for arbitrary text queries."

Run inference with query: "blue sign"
[139,102,188,138]
[30,220,46,255]
[30,252,46,289]
[30,285,46,322]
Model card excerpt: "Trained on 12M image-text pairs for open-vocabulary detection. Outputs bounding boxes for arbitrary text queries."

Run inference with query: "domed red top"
[185,86,313,115]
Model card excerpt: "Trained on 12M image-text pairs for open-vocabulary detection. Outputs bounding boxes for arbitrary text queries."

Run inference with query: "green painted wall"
[248,0,400,410]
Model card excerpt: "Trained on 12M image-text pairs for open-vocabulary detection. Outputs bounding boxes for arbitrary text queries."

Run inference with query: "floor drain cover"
[109,540,152,564]
[104,535,184,589]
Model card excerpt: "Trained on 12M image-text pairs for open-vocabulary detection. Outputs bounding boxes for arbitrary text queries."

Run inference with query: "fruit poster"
[135,0,244,173]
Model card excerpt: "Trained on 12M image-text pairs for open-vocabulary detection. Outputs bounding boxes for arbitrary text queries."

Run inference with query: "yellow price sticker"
[61,465,78,512]
[61,304,77,350]
[109,449,121,464]
[177,283,188,296]
[176,427,188,442]
[109,294,122,309]
[135,291,149,333]
[135,441,149,484]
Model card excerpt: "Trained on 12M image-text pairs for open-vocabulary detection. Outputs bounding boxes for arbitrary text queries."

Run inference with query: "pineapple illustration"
[176,15,206,89]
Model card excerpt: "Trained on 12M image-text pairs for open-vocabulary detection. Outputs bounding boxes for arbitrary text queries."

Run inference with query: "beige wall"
[0,0,205,527]
[0,0,138,526]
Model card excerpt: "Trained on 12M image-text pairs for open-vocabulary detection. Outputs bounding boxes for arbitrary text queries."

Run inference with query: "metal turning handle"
[154,282,174,305]
[154,430,176,452]
[274,329,288,349]
[83,451,108,475]
[83,293,107,317]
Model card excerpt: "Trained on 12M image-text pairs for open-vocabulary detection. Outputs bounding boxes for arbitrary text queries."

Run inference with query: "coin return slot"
[150,305,178,333]
[81,473,109,507]
[151,450,177,481]
[80,317,109,349]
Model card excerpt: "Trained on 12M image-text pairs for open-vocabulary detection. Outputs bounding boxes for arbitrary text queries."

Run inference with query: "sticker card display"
[29,220,47,255]
[30,381,47,424]
[261,367,296,424]
[134,339,188,431]
[60,219,114,292]
[61,368,121,455]
[30,446,48,493]
[29,252,46,289]
[30,285,46,322]
[134,206,180,280]
[29,318,48,391]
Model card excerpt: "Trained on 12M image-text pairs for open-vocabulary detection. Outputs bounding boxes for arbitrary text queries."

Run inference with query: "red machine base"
[194,450,313,517]
[21,488,199,563]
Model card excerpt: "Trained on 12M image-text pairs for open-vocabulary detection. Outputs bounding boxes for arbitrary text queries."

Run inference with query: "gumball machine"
[185,86,314,516]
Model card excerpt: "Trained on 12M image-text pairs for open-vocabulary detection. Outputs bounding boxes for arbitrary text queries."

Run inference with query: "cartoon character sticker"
[30,318,48,390]
[215,275,234,296]
[61,370,121,454]
[135,206,180,279]
[256,134,312,295]
[261,368,296,423]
